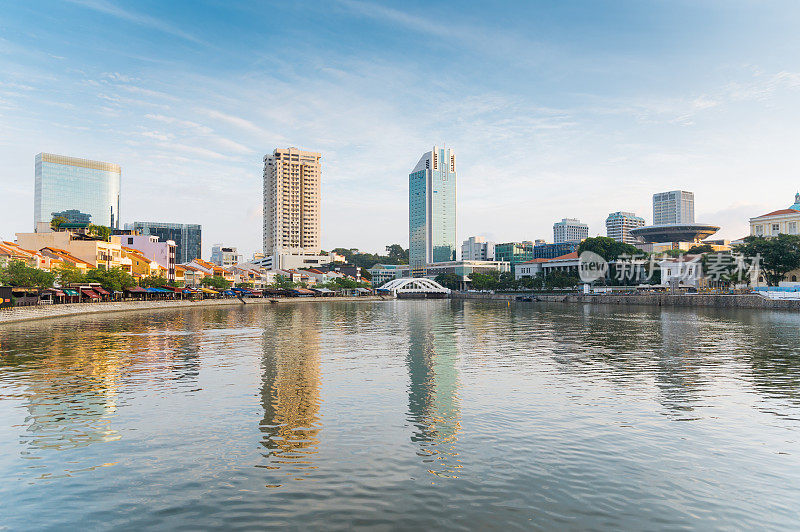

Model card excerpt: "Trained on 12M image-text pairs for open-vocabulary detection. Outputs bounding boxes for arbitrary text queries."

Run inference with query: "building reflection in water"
[406,301,462,478]
[0,312,203,459]
[258,304,322,487]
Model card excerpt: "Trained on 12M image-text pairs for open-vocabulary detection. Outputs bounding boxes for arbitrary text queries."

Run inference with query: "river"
[1,300,798,530]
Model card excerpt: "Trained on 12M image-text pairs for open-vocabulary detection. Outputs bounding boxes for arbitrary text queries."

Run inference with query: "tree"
[544,270,580,288]
[201,275,232,290]
[687,244,715,255]
[0,260,54,289]
[734,234,800,286]
[435,272,461,290]
[270,274,295,290]
[54,264,87,286]
[469,272,498,291]
[50,216,68,231]
[87,224,111,241]
[87,267,135,292]
[578,236,641,261]
[141,275,170,288]
[235,282,253,289]
[385,244,409,263]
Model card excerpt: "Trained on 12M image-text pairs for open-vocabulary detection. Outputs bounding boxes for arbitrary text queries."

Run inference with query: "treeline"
[329,244,408,273]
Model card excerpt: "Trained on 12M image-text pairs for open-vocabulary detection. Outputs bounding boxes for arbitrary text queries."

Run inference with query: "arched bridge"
[377,278,451,298]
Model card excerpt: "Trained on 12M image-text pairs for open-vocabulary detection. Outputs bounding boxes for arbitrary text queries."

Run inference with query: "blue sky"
[2,1,800,258]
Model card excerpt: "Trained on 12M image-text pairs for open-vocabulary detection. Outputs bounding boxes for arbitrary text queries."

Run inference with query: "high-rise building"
[461,236,495,261]
[34,153,121,231]
[409,145,457,276]
[553,218,588,243]
[210,244,242,268]
[606,211,645,244]
[263,147,321,256]
[125,222,202,264]
[533,242,579,259]
[494,241,534,273]
[653,190,694,225]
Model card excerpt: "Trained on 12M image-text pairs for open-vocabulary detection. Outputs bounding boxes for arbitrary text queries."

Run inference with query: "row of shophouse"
[1,227,369,290]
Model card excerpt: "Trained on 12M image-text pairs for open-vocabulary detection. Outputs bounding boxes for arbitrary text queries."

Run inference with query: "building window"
[789,222,797,234]
[755,225,763,236]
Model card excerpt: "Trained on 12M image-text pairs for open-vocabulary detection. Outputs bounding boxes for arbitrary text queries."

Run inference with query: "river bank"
[0,295,387,324]
[451,291,800,310]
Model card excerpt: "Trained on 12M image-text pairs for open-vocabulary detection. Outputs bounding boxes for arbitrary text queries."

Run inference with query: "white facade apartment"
[653,190,694,225]
[263,147,321,256]
[553,218,589,243]
[605,211,645,244]
[210,244,242,268]
[461,236,495,261]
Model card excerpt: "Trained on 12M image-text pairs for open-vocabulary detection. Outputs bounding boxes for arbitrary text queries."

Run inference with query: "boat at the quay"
[1,299,798,530]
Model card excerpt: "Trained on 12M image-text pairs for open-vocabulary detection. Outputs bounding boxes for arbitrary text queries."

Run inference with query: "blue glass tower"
[409,146,457,277]
[34,153,121,230]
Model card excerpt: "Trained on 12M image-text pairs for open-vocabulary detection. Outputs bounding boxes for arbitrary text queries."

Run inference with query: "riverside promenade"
[451,291,800,310]
[0,296,386,325]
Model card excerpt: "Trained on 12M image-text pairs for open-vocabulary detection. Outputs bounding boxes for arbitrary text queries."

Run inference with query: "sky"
[1,0,800,259]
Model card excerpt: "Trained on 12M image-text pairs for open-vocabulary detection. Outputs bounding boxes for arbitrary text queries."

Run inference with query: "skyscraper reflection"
[405,301,462,478]
[258,304,322,487]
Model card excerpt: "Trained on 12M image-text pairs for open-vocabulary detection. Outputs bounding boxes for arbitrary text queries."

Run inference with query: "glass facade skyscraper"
[34,153,121,230]
[125,221,202,264]
[409,146,457,276]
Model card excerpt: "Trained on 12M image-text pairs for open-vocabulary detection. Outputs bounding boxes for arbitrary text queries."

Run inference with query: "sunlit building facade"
[34,153,121,230]
[605,211,645,244]
[409,145,457,277]
[125,222,202,264]
[263,147,322,256]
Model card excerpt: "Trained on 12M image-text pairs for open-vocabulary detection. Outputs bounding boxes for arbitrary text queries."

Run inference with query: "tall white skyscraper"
[409,145,457,276]
[606,211,645,244]
[653,190,694,225]
[263,147,321,256]
[553,218,589,243]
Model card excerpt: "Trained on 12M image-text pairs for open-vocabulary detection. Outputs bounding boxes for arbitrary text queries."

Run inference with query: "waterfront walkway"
[0,296,385,324]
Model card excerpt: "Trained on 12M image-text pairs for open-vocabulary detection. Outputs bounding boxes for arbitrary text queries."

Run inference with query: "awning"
[47,289,66,296]
[63,289,79,296]
[93,286,111,296]
[126,286,148,293]
[293,288,315,295]
[311,288,334,294]
[199,287,219,294]
[81,289,99,299]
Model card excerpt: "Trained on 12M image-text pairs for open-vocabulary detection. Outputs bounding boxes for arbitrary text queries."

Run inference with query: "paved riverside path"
[0,296,386,325]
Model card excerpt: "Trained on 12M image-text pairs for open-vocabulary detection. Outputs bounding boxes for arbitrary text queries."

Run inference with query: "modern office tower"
[263,147,321,256]
[533,242,579,259]
[409,145,457,276]
[126,222,202,264]
[461,236,495,261]
[494,241,534,273]
[606,211,645,244]
[210,244,242,268]
[653,190,694,225]
[34,153,121,231]
[553,218,589,243]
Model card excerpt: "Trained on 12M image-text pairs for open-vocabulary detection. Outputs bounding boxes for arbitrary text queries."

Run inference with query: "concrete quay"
[0,296,386,325]
[450,291,800,310]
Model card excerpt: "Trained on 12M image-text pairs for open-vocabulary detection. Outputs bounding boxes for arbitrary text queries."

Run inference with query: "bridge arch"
[377,278,450,298]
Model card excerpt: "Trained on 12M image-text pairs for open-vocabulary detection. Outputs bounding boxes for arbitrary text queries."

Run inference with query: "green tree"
[385,244,409,263]
[687,244,715,255]
[50,216,68,231]
[469,272,498,290]
[141,275,170,288]
[235,282,253,289]
[578,236,642,261]
[53,264,87,286]
[200,275,231,290]
[544,270,580,288]
[270,274,295,290]
[434,272,461,290]
[0,260,55,289]
[87,266,135,292]
[86,224,111,241]
[734,234,800,286]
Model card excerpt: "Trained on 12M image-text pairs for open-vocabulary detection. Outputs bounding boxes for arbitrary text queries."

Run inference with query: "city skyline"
[3,2,800,258]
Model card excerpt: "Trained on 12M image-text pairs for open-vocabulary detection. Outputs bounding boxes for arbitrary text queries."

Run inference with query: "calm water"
[1,300,799,530]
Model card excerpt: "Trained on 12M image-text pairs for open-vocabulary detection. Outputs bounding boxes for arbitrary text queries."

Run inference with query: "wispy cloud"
[66,0,205,45]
